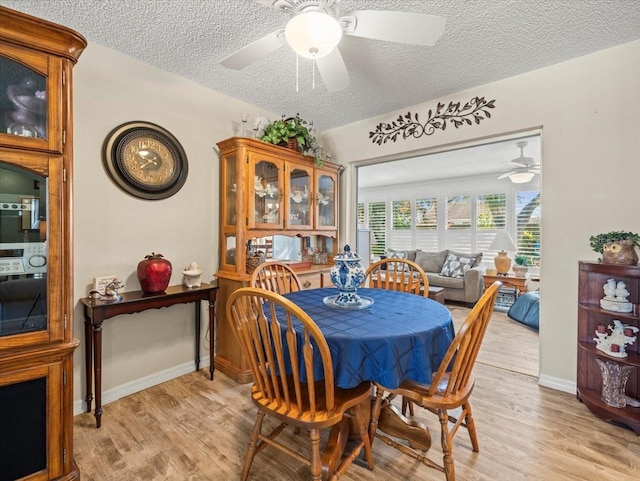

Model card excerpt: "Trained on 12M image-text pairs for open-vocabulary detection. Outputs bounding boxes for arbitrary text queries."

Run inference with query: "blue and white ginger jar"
[330,245,365,306]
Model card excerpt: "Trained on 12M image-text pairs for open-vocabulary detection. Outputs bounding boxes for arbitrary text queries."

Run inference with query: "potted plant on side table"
[513,254,530,278]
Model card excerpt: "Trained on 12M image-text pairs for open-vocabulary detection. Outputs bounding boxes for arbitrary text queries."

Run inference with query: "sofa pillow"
[415,250,449,273]
[448,250,483,267]
[440,253,477,278]
[385,249,410,272]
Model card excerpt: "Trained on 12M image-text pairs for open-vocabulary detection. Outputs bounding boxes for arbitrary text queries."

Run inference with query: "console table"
[80,283,217,428]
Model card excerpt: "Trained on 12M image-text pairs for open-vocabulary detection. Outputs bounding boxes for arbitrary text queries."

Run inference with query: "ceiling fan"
[219,0,446,92]
[498,141,540,184]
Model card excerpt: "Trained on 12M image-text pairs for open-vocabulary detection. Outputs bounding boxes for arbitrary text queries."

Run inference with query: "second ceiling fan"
[498,141,540,184]
[220,0,446,92]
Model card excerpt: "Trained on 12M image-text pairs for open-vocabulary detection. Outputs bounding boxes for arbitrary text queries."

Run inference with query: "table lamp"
[489,232,517,276]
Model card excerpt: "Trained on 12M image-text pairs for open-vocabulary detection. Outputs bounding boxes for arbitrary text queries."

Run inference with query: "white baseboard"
[538,373,576,394]
[74,355,210,416]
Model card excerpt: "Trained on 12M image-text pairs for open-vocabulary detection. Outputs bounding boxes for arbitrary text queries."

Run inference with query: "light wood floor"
[73,307,640,480]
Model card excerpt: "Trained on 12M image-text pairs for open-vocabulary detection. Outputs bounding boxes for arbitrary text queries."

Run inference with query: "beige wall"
[71,44,275,412]
[324,39,640,392]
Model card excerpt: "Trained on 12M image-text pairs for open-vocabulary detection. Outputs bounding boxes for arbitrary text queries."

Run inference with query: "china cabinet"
[0,6,86,480]
[577,261,640,434]
[215,137,340,382]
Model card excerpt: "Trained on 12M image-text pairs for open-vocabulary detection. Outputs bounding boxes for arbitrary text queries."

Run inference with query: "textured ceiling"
[3,0,640,132]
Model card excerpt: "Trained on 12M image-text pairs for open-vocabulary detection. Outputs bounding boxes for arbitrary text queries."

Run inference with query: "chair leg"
[369,387,384,446]
[309,428,322,481]
[463,401,479,452]
[438,409,455,481]
[401,397,415,416]
[353,404,375,469]
[242,411,265,481]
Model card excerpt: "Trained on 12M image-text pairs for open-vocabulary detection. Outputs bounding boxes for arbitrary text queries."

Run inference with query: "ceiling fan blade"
[315,48,350,92]
[220,29,285,69]
[342,10,446,46]
[497,171,515,179]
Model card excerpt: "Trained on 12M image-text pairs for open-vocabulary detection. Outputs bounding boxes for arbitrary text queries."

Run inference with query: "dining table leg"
[370,391,431,452]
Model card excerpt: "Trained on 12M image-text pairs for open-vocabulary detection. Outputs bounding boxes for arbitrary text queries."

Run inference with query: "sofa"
[383,249,484,304]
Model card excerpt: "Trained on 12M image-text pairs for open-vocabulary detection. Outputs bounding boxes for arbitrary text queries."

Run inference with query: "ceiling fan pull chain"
[312,58,316,90]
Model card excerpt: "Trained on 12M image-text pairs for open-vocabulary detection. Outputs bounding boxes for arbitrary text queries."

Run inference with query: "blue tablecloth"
[282,288,454,389]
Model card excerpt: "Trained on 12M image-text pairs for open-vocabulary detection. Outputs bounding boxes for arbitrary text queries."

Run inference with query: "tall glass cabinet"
[215,137,340,382]
[0,7,86,481]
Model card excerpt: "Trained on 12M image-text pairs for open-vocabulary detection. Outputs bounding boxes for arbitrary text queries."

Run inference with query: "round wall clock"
[102,121,188,200]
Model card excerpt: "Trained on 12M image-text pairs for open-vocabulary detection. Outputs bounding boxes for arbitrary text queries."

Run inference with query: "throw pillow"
[386,249,410,272]
[448,250,483,267]
[415,250,449,273]
[440,254,477,278]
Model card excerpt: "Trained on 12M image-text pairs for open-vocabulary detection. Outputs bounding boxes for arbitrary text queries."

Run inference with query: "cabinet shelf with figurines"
[577,261,640,434]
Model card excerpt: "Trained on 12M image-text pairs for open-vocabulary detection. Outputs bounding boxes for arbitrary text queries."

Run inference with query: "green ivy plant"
[259,114,323,166]
[589,230,640,254]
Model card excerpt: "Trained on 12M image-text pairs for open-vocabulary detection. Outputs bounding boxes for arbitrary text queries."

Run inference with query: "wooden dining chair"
[364,258,429,296]
[251,261,302,295]
[369,281,501,481]
[226,287,374,481]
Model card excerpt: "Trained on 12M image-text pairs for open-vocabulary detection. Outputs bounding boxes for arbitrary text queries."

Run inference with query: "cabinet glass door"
[316,172,337,230]
[0,162,48,338]
[224,154,237,226]
[287,165,312,229]
[0,43,61,151]
[250,158,283,228]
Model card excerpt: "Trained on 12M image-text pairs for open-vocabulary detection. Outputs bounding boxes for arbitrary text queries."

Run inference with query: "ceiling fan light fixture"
[285,11,342,59]
[508,171,535,184]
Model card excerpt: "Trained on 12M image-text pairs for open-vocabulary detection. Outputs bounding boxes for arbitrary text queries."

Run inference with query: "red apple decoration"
[137,252,172,293]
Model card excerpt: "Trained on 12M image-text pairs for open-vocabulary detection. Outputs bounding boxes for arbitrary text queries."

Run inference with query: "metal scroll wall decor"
[369,96,496,145]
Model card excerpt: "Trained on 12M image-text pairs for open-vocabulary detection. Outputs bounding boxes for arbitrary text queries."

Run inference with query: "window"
[356,202,365,226]
[516,190,541,266]
[477,193,507,253]
[446,195,472,252]
[415,197,438,251]
[368,202,387,256]
[357,191,541,269]
[389,200,412,250]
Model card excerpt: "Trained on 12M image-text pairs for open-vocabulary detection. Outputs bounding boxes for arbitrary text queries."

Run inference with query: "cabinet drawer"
[298,272,324,290]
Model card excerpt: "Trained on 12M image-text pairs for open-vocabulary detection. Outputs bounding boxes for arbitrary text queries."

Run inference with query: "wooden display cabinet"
[215,137,339,383]
[0,6,85,480]
[577,261,640,434]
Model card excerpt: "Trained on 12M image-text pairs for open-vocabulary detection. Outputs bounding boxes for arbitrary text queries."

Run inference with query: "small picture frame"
[93,275,118,296]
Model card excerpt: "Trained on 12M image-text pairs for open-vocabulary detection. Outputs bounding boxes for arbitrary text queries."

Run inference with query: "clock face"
[102,122,188,200]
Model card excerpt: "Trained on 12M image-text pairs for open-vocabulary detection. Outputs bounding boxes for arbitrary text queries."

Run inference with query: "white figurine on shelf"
[594,319,638,358]
[600,278,633,313]
[183,262,202,288]
[615,281,630,300]
[603,278,617,299]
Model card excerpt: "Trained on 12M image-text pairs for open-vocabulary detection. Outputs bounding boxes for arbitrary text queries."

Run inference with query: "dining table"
[281,287,455,473]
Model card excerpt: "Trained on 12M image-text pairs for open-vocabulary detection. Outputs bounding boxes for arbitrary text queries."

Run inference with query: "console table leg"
[209,297,215,381]
[195,300,201,372]
[93,322,103,428]
[83,313,94,413]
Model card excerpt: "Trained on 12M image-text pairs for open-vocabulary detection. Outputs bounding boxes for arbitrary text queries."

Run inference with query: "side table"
[80,282,217,428]
[483,274,528,296]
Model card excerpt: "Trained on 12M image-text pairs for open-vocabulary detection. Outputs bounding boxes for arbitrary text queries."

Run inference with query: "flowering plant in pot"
[259,114,323,166]
[589,231,640,265]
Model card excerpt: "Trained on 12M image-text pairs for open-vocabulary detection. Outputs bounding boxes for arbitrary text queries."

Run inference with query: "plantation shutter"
[368,201,387,256]
[389,200,412,250]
